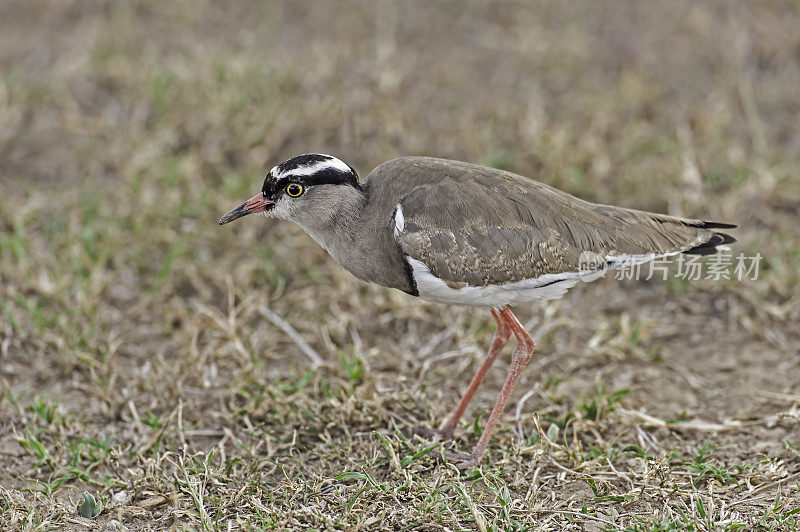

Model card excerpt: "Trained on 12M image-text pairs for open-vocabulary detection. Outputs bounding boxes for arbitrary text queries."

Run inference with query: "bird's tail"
[677,221,737,256]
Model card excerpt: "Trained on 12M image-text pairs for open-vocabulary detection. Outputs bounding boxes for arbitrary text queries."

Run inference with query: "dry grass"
[1,1,799,530]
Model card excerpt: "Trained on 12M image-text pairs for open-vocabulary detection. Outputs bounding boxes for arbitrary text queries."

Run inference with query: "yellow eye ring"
[286,183,304,197]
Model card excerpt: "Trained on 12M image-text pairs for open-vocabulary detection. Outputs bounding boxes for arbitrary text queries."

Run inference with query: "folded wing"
[393,174,735,289]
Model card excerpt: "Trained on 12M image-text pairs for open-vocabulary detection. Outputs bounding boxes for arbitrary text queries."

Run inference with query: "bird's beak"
[218,193,275,225]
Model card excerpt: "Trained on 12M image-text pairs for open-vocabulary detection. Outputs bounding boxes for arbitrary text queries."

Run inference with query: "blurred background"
[1,0,799,528]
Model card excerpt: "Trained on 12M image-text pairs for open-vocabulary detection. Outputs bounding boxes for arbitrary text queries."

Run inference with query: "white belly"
[407,249,678,308]
[407,257,583,308]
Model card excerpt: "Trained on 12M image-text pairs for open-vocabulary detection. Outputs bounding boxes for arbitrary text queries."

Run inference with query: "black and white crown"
[261,154,360,197]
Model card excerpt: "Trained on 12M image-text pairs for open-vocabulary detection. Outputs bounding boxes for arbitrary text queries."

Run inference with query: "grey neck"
[293,186,367,263]
[290,185,416,294]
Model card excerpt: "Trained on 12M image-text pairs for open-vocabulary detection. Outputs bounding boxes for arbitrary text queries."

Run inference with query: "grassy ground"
[2,1,799,530]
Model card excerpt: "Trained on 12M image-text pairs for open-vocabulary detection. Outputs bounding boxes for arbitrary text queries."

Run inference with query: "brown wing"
[391,161,735,287]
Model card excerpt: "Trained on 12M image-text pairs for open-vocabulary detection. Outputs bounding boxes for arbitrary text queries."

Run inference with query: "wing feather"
[393,170,733,287]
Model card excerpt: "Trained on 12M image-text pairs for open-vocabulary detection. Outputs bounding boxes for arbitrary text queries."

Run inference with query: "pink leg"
[439,308,512,440]
[447,306,535,468]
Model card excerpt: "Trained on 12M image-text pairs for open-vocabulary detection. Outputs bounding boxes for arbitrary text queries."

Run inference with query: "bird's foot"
[414,428,482,468]
[412,426,454,441]
[442,449,480,469]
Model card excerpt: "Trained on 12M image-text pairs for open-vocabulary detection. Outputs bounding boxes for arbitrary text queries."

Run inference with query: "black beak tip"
[218,202,247,226]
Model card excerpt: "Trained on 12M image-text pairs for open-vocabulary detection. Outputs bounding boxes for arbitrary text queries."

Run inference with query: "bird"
[219,153,736,467]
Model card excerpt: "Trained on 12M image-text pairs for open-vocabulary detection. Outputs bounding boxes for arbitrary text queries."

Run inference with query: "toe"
[412,426,442,439]
[443,450,479,469]
[413,426,456,441]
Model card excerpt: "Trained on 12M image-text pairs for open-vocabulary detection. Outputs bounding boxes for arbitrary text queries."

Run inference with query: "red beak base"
[219,193,275,225]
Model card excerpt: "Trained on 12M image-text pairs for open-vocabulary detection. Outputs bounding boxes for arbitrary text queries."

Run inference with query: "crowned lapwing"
[219,154,735,467]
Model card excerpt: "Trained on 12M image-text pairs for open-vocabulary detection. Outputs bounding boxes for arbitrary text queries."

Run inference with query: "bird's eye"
[285,183,304,197]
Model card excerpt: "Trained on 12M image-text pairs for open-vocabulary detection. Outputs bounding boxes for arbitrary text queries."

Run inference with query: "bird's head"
[219,154,361,226]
